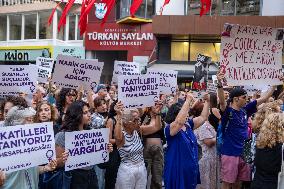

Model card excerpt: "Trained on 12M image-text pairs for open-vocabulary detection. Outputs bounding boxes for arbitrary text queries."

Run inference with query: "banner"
[65,128,109,171]
[147,69,177,95]
[36,57,55,83]
[118,74,160,109]
[0,65,37,96]
[53,46,85,59]
[192,54,211,91]
[111,61,140,84]
[0,122,55,173]
[206,81,217,94]
[52,55,104,90]
[220,24,283,86]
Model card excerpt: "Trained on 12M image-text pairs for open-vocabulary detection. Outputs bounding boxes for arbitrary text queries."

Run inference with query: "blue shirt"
[221,100,257,156]
[164,119,200,189]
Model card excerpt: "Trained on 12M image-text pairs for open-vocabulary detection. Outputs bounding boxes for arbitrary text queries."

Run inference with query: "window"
[39,11,52,39]
[171,42,189,61]
[10,15,22,40]
[190,43,220,62]
[146,0,154,18]
[0,15,7,41]
[57,11,65,40]
[24,14,37,39]
[68,15,76,40]
[119,0,154,19]
[135,0,146,18]
[120,0,131,18]
[237,0,260,15]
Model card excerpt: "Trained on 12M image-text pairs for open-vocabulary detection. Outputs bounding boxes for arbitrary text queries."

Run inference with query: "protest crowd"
[0,24,284,189]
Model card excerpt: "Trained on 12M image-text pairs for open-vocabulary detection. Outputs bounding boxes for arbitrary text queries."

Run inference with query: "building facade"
[0,0,85,65]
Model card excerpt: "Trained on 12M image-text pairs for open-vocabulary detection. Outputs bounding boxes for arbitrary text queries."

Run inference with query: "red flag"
[58,0,76,32]
[130,0,143,17]
[160,0,170,15]
[79,0,90,35]
[200,0,211,17]
[48,1,61,26]
[79,0,96,25]
[101,0,116,26]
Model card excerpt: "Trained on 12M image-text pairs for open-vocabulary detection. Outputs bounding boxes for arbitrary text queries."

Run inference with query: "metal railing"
[0,0,53,7]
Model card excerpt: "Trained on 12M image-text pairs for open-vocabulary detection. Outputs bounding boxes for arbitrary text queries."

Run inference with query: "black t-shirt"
[252,143,282,189]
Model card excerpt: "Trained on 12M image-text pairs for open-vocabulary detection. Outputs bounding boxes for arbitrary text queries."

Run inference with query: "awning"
[116,17,152,24]
[148,63,219,78]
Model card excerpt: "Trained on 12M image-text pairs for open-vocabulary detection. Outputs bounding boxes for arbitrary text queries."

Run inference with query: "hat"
[96,84,106,93]
[229,88,247,100]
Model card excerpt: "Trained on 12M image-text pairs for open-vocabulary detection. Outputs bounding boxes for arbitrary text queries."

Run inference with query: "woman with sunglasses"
[114,101,162,189]
[56,88,77,126]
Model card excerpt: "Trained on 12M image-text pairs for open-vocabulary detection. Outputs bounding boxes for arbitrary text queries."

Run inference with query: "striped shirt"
[118,130,144,164]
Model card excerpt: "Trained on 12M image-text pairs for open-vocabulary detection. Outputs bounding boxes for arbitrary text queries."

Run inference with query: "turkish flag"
[101,0,116,26]
[130,0,143,17]
[48,1,61,26]
[79,0,90,35]
[200,0,211,17]
[160,0,170,15]
[58,0,76,32]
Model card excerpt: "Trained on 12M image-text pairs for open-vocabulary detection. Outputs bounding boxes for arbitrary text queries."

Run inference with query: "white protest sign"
[111,61,140,84]
[191,91,206,99]
[53,55,104,90]
[0,65,37,96]
[220,24,283,86]
[147,69,177,95]
[0,122,55,173]
[36,57,54,83]
[65,128,109,171]
[118,74,160,109]
[206,81,217,94]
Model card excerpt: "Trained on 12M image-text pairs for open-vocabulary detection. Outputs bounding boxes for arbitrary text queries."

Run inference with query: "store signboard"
[0,47,52,62]
[53,46,85,59]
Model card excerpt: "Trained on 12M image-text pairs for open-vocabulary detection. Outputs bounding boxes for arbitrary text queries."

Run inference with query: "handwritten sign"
[53,46,85,59]
[52,55,104,90]
[65,128,109,171]
[111,61,140,84]
[0,122,55,173]
[0,65,37,96]
[147,69,177,95]
[206,81,217,94]
[220,24,283,86]
[36,57,54,83]
[118,74,160,109]
[192,54,211,91]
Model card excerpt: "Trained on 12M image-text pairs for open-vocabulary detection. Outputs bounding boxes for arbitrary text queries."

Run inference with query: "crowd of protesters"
[0,70,283,189]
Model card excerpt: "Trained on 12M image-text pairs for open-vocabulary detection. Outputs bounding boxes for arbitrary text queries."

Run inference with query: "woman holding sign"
[55,100,113,189]
[0,106,57,189]
[114,101,163,189]
[163,93,210,189]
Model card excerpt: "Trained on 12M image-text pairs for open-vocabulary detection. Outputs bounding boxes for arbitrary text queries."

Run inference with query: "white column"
[52,10,57,45]
[7,15,9,41]
[21,14,24,40]
[75,14,78,40]
[65,15,69,41]
[36,12,39,40]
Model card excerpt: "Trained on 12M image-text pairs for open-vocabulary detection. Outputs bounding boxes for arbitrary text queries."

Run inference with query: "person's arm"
[256,86,276,106]
[39,159,57,174]
[87,90,94,110]
[278,90,284,100]
[193,94,210,130]
[0,170,5,187]
[106,118,116,145]
[140,101,163,135]
[217,72,226,112]
[114,102,125,148]
[169,94,194,136]
[203,138,216,148]
[55,145,66,168]
[76,86,84,101]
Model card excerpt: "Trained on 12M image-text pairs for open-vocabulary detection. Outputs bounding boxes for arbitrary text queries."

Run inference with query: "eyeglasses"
[239,95,247,99]
[67,93,77,97]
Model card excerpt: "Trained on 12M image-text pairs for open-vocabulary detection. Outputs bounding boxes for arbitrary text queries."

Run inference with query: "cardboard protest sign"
[111,61,140,84]
[0,65,37,96]
[206,81,217,94]
[220,24,283,86]
[52,55,104,90]
[192,54,211,91]
[0,122,55,173]
[147,69,177,95]
[65,128,109,171]
[118,74,160,109]
[36,57,54,83]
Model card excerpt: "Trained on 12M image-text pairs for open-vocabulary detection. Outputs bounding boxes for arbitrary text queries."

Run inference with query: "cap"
[96,84,106,93]
[229,88,247,100]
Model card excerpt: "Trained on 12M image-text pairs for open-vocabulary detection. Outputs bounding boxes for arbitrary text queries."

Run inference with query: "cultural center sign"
[85,23,155,51]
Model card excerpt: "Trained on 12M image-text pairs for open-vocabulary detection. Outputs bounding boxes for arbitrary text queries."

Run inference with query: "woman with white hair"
[0,106,57,189]
[114,101,163,189]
